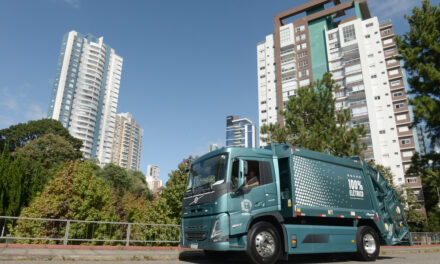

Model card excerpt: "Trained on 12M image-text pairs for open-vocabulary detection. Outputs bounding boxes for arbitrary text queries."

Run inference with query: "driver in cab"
[245,170,259,187]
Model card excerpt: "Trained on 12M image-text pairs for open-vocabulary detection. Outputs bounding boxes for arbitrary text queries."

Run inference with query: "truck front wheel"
[355,226,380,261]
[246,222,281,264]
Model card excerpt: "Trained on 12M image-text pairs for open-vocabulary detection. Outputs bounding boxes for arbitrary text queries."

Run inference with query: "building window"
[261,110,267,113]
[296,25,305,32]
[398,126,409,132]
[368,54,374,58]
[299,69,309,78]
[379,130,386,134]
[299,79,310,87]
[391,80,401,86]
[393,91,403,97]
[366,22,374,27]
[371,74,377,79]
[401,139,411,145]
[343,24,356,42]
[389,69,399,75]
[396,114,407,120]
[381,28,391,35]
[298,51,308,58]
[295,34,306,42]
[365,34,370,39]
[402,151,414,158]
[280,28,291,43]
[395,103,405,109]
[383,38,393,45]
[407,177,417,184]
[374,96,380,100]
[385,48,395,55]
[260,101,266,105]
[260,75,266,79]
[328,32,337,40]
[298,60,308,68]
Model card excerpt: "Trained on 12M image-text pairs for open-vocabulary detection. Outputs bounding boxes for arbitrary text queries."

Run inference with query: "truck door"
[228,158,250,235]
[228,158,276,236]
[242,159,274,214]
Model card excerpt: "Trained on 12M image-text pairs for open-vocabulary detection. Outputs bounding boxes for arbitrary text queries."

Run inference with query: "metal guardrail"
[1,216,438,246]
[411,232,440,245]
[0,216,180,246]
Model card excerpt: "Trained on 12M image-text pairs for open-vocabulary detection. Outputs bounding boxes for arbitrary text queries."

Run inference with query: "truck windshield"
[186,154,228,192]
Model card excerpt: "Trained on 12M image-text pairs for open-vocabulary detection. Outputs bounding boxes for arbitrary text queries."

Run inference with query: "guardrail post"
[64,220,70,245]
[126,223,131,246]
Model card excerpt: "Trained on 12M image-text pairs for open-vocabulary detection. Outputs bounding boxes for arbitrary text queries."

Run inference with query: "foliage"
[160,156,194,223]
[407,152,440,231]
[0,119,82,153]
[395,0,440,147]
[96,164,152,200]
[12,161,119,243]
[12,133,82,170]
[370,161,426,230]
[261,72,367,157]
[0,146,47,216]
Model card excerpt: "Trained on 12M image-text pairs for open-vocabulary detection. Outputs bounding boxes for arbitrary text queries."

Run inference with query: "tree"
[261,72,367,157]
[407,152,440,231]
[0,119,82,153]
[0,145,46,216]
[127,170,153,201]
[160,156,194,222]
[395,0,440,146]
[371,161,426,230]
[96,164,132,198]
[12,133,82,171]
[12,161,118,243]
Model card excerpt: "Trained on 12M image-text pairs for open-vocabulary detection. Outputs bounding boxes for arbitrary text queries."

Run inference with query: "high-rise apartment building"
[48,30,123,167]
[146,164,162,193]
[257,0,422,193]
[111,112,143,171]
[226,115,257,148]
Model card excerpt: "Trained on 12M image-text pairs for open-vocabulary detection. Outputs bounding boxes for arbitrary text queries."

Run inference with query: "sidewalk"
[0,244,438,262]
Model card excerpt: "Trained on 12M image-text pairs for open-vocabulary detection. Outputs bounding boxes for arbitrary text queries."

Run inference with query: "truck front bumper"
[181,213,236,251]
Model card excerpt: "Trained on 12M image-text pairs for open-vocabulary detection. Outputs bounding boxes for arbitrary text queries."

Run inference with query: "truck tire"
[356,226,380,261]
[246,222,281,264]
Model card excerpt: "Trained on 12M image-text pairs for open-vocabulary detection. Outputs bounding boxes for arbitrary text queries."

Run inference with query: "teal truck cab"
[181,143,411,264]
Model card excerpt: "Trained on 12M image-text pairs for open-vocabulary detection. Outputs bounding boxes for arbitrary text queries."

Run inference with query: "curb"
[0,243,197,251]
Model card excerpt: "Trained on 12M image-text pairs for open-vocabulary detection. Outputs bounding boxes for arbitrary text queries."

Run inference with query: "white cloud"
[25,104,46,120]
[0,115,15,128]
[63,0,80,8]
[0,85,47,128]
[368,0,417,20]
[1,98,18,111]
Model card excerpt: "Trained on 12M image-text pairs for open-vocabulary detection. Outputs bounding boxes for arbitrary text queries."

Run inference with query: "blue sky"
[0,0,427,183]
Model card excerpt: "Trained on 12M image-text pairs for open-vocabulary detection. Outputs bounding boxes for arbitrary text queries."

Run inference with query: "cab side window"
[231,159,239,191]
[244,160,273,188]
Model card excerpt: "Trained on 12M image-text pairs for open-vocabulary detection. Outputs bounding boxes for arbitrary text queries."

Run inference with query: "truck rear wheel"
[246,222,281,264]
[356,226,380,261]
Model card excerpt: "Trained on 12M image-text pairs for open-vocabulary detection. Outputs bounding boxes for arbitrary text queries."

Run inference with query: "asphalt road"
[0,252,439,264]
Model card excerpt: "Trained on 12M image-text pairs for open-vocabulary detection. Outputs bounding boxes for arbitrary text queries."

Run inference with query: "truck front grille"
[185,231,208,241]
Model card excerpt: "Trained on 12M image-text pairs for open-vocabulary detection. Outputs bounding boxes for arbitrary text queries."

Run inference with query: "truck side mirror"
[238,159,247,190]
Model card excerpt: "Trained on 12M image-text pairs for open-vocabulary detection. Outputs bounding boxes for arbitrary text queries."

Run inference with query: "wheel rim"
[363,233,376,254]
[255,231,276,258]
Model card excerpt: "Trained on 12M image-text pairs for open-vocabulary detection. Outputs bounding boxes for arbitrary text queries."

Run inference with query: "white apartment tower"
[111,112,144,171]
[257,0,424,200]
[48,30,123,167]
[146,164,163,193]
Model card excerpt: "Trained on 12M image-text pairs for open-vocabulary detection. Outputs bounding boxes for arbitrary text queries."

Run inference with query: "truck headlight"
[211,219,223,239]
[210,214,229,243]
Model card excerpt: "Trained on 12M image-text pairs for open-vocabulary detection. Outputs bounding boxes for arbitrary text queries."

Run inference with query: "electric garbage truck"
[181,143,411,264]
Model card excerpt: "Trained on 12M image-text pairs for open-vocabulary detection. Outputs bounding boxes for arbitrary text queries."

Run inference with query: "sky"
[0,0,429,184]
